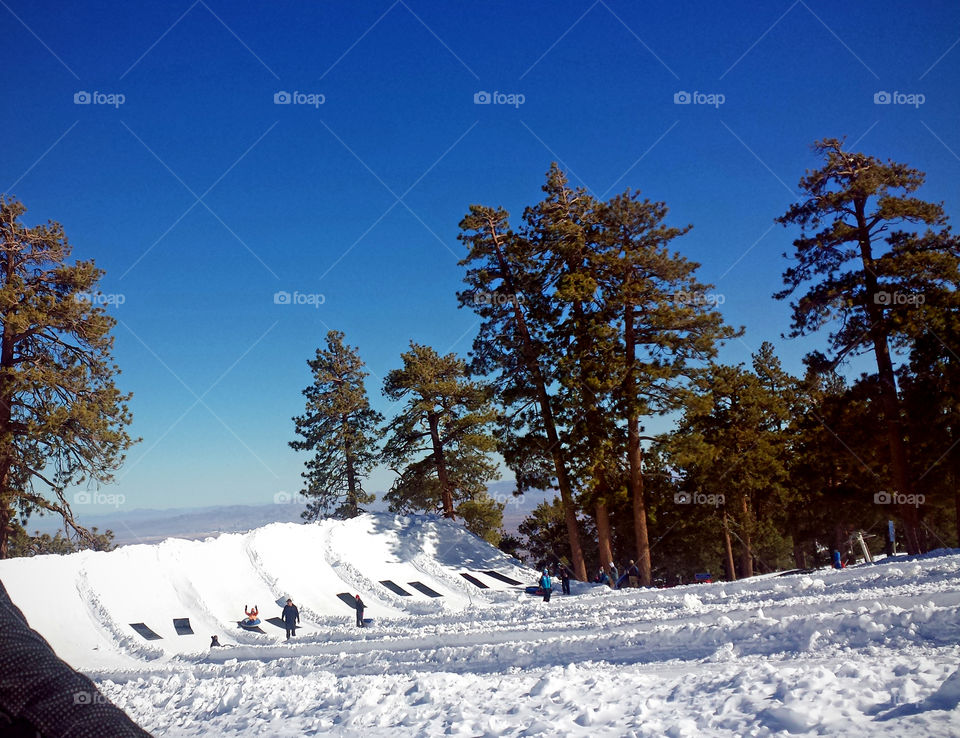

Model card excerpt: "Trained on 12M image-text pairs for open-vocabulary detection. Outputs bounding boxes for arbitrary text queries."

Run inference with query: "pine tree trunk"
[342,416,358,517]
[855,201,921,554]
[722,509,737,581]
[0,254,14,559]
[793,542,806,569]
[485,217,586,580]
[738,495,754,578]
[624,303,652,586]
[344,452,357,517]
[595,499,614,577]
[954,486,960,548]
[427,412,455,518]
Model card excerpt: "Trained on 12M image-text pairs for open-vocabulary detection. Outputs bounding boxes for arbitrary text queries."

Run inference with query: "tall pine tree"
[0,196,136,558]
[291,330,382,520]
[776,138,960,553]
[382,343,503,542]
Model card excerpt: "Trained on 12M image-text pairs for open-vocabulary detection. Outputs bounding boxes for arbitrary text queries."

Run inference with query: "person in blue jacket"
[281,598,300,640]
[539,568,553,602]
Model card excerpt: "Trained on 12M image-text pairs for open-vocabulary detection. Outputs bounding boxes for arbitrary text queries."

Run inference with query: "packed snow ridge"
[1,513,958,737]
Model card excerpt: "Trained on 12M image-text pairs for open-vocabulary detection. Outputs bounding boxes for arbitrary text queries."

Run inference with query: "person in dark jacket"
[210,635,222,647]
[559,565,571,595]
[354,594,365,627]
[627,560,641,588]
[0,581,150,737]
[281,598,300,640]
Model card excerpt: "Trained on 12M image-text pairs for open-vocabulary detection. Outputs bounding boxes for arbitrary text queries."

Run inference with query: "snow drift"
[0,513,532,670]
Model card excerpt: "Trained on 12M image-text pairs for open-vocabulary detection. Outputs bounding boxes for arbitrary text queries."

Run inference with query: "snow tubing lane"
[130,623,163,640]
[460,573,489,589]
[379,580,413,597]
[408,581,443,598]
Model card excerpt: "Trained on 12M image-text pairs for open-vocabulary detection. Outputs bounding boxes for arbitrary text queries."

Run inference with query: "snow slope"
[1,514,959,736]
[0,514,530,669]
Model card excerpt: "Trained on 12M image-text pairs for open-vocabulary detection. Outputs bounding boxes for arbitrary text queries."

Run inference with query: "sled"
[524,586,553,596]
[237,618,265,633]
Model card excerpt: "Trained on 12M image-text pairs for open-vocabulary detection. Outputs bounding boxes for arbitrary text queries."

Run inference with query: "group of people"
[595,560,642,589]
[537,564,573,601]
[213,594,365,647]
[535,559,643,603]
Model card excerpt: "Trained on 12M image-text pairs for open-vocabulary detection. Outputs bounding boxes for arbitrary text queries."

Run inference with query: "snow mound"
[0,513,532,669]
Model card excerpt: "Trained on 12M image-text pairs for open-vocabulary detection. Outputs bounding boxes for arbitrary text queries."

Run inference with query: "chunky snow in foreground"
[1,514,959,736]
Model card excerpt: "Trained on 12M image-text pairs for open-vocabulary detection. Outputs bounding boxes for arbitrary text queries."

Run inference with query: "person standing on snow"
[355,594,365,627]
[559,565,571,595]
[539,568,553,602]
[282,598,300,640]
[626,560,641,588]
[608,562,619,588]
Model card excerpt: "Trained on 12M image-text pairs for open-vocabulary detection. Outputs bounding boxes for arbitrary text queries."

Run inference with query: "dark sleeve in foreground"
[0,580,152,738]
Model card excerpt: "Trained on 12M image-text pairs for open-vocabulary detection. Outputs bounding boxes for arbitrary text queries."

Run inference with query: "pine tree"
[382,343,502,542]
[667,345,794,579]
[458,203,588,579]
[522,166,621,576]
[290,330,382,520]
[0,196,136,558]
[596,188,738,584]
[776,138,960,553]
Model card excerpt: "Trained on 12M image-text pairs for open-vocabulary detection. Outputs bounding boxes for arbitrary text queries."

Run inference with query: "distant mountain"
[24,482,554,547]
[26,503,307,546]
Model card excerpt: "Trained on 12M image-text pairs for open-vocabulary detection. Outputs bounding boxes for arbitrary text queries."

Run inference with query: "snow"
[1,513,959,736]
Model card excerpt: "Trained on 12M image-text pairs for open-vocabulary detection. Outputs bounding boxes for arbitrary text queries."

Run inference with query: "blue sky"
[2,0,959,514]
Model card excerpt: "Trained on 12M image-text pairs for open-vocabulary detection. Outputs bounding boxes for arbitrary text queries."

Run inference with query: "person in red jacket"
[354,595,365,627]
